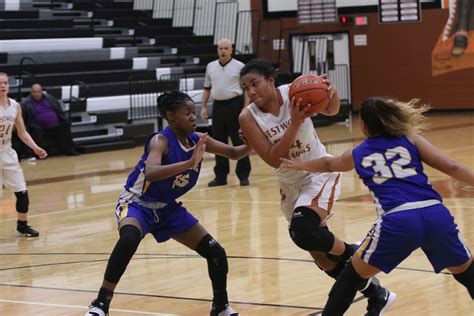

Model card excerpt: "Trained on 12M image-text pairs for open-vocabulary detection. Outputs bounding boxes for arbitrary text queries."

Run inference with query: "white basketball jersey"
[0,98,18,152]
[247,84,328,183]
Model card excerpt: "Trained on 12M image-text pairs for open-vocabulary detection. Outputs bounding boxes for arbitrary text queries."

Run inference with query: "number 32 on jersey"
[362,146,417,184]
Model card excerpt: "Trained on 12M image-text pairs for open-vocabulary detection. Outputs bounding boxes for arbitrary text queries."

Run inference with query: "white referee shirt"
[203,58,244,101]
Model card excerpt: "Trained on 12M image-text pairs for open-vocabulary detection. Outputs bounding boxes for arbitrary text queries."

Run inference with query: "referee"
[200,38,251,187]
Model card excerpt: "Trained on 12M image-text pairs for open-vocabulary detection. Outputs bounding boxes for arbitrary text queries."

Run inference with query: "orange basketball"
[288,74,330,114]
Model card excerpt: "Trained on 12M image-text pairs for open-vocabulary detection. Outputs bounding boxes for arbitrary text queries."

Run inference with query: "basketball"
[288,74,330,114]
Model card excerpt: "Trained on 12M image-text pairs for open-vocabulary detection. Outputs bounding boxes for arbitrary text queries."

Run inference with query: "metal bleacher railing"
[16,56,37,102]
[129,73,212,132]
[128,74,180,130]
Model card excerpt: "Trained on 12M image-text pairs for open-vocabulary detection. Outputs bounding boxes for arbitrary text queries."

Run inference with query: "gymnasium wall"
[250,1,474,110]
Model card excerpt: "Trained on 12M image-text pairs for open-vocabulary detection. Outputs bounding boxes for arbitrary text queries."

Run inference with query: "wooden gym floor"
[0,112,472,315]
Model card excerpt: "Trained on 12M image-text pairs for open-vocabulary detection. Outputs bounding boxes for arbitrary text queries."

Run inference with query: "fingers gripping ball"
[289,74,330,114]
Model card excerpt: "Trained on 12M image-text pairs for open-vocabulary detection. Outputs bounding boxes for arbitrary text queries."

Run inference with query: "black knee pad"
[289,206,335,253]
[104,225,141,284]
[196,234,228,274]
[14,190,29,213]
[453,260,474,299]
[118,224,141,248]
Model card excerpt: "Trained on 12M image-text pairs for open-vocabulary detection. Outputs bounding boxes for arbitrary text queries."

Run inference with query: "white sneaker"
[85,300,108,316]
[212,305,239,316]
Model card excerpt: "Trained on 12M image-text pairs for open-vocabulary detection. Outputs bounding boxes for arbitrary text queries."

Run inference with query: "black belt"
[214,95,242,104]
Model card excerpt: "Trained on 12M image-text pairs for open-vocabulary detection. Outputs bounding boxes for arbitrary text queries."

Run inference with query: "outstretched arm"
[410,133,474,186]
[202,132,252,160]
[280,149,354,173]
[145,133,207,182]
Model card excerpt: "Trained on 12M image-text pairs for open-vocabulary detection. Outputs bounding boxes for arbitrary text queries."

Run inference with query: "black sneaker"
[451,34,468,56]
[365,286,397,316]
[239,179,250,186]
[208,178,227,187]
[16,225,39,237]
[85,299,109,316]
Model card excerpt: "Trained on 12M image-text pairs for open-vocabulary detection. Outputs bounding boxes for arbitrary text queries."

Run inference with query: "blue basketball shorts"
[115,199,199,243]
[357,203,471,273]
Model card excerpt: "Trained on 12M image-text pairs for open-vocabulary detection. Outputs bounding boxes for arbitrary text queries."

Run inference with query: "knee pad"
[104,225,141,284]
[289,206,335,253]
[14,190,29,213]
[118,224,142,248]
[196,234,228,274]
[453,260,474,299]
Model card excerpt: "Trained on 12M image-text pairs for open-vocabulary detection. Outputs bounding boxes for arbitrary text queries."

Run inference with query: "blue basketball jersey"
[352,135,442,215]
[124,128,201,203]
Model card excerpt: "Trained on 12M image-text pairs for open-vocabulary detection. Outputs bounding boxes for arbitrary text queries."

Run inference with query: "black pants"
[212,95,251,181]
[22,122,76,157]
[453,0,473,33]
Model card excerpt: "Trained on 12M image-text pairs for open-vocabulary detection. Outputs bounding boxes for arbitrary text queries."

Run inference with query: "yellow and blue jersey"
[124,128,201,203]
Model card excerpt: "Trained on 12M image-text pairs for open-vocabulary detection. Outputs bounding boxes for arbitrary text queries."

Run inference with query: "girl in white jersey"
[0,73,47,237]
[239,59,394,315]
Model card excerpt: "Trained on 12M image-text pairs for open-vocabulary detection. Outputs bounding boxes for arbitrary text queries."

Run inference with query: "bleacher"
[1,0,255,153]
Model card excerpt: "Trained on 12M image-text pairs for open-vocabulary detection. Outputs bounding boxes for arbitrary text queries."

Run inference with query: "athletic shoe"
[451,34,468,56]
[16,225,39,237]
[85,299,109,316]
[210,304,239,316]
[208,178,227,187]
[365,287,397,316]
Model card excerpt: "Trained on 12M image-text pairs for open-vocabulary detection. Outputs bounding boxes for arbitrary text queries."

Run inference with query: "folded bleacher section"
[1,0,254,153]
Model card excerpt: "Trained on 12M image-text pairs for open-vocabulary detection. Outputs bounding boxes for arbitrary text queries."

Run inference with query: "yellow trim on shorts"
[357,237,371,257]
[142,180,151,194]
[119,203,129,220]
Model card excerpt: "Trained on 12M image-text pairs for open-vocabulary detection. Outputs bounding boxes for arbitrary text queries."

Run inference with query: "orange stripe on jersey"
[311,178,329,209]
[326,174,340,211]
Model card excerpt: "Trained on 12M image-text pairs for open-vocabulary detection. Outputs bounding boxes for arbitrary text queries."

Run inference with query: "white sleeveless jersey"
[247,84,328,183]
[0,98,18,152]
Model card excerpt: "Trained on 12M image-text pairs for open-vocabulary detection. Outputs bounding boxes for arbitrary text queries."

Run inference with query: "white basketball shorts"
[279,171,341,223]
[0,147,26,197]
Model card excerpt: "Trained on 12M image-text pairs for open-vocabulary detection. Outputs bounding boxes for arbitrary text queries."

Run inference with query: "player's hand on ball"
[289,97,311,126]
[320,74,335,99]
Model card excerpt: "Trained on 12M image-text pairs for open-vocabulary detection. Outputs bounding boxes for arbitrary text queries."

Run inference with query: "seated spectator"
[20,83,80,158]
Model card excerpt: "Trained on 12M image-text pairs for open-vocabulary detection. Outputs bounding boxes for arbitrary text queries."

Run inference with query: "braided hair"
[157,90,194,120]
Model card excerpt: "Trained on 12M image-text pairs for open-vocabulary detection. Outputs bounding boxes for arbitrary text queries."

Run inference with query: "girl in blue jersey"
[86,91,251,316]
[281,96,474,315]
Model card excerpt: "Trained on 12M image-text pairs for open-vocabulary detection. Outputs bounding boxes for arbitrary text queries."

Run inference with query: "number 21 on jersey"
[362,146,417,184]
[0,124,11,144]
